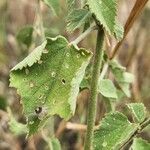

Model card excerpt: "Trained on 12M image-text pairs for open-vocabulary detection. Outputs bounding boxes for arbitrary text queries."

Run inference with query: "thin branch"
[70,24,97,45]
[110,0,148,59]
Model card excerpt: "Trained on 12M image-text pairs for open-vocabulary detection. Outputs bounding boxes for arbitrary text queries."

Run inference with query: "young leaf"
[16,26,33,48]
[98,79,118,99]
[50,138,61,150]
[8,108,28,136]
[67,9,92,32]
[109,59,134,97]
[87,0,117,35]
[94,112,138,150]
[10,36,92,134]
[43,0,60,16]
[131,138,150,150]
[127,103,146,123]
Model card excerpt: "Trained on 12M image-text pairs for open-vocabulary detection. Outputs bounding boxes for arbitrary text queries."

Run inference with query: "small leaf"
[67,9,92,32]
[94,112,138,150]
[10,36,92,134]
[98,79,118,99]
[8,108,28,136]
[114,21,124,40]
[127,103,146,123]
[87,0,117,35]
[50,138,61,150]
[16,26,33,48]
[43,0,60,16]
[131,138,150,150]
[109,59,134,97]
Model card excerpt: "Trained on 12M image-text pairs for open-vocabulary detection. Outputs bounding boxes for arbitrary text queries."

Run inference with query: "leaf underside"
[94,112,138,150]
[127,103,146,123]
[10,36,92,134]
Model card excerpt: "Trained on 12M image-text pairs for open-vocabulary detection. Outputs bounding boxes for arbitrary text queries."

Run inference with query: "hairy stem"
[84,28,104,150]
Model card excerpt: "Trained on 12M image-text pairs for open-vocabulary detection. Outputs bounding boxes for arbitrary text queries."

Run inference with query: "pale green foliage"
[8,108,27,135]
[94,112,138,150]
[43,0,60,16]
[98,79,118,99]
[16,26,33,48]
[49,138,61,150]
[109,59,134,97]
[67,9,91,32]
[131,138,150,150]
[127,103,146,123]
[10,36,92,134]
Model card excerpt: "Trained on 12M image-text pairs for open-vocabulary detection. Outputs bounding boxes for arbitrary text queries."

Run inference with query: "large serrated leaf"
[67,9,92,32]
[87,0,117,35]
[127,103,146,123]
[131,138,150,150]
[94,112,138,150]
[10,36,92,134]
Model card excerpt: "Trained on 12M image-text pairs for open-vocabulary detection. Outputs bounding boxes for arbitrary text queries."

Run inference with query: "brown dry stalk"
[110,0,149,59]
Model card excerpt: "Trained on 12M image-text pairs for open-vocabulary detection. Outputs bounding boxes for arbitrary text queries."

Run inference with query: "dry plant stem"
[84,28,104,150]
[110,0,148,59]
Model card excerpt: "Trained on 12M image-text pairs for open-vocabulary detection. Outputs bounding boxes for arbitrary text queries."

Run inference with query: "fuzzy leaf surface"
[10,36,92,134]
[94,112,138,150]
[87,0,117,35]
[43,0,60,15]
[67,9,91,32]
[98,79,118,99]
[127,103,146,123]
[131,138,150,150]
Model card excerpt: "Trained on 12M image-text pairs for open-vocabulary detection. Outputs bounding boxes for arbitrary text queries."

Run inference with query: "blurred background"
[0,0,150,149]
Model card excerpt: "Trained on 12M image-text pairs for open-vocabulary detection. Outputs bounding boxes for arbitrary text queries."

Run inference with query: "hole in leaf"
[35,107,42,114]
[61,79,66,85]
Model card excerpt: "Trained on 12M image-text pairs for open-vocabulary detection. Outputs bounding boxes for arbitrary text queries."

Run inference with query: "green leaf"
[50,138,61,150]
[67,9,92,32]
[43,0,60,16]
[109,59,134,97]
[94,112,138,150]
[127,103,146,123]
[16,26,33,48]
[8,108,28,136]
[87,0,117,35]
[98,79,118,99]
[114,21,124,40]
[67,0,76,12]
[131,138,150,150]
[10,36,92,134]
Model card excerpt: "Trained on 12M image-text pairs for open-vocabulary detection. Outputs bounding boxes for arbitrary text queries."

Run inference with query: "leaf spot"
[51,71,56,77]
[38,60,43,64]
[35,107,42,114]
[61,79,66,85]
[43,49,49,54]
[77,54,80,58]
[65,63,69,69]
[29,121,34,125]
[45,85,49,90]
[102,141,107,147]
[25,68,29,75]
[66,53,70,57]
[29,82,34,88]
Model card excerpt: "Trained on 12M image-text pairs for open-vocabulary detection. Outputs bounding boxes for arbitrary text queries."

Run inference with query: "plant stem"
[84,28,104,150]
[70,24,96,45]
